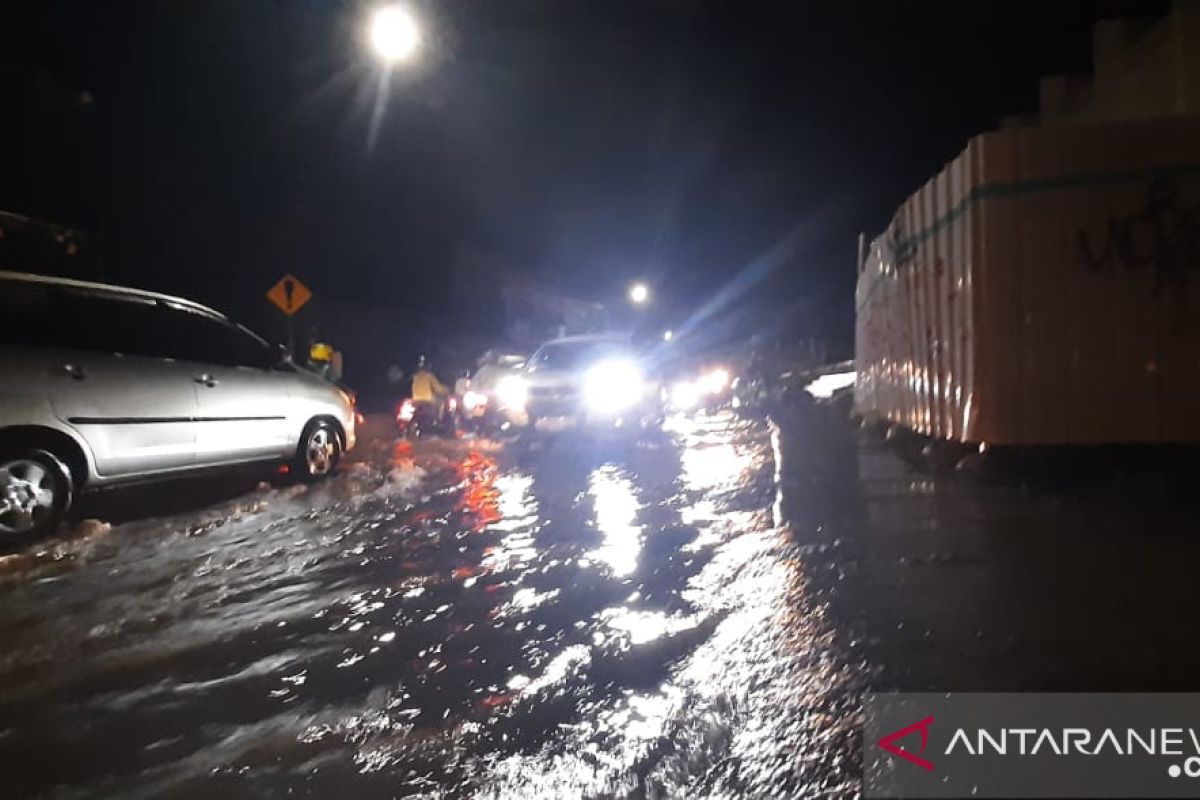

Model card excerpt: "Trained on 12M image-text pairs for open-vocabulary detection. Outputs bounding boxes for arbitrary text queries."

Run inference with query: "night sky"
[1,1,1163,349]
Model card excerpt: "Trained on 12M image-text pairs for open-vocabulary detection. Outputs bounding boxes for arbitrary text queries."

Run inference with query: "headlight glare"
[496,376,529,409]
[670,380,700,410]
[583,359,644,414]
[463,390,488,411]
[698,367,731,395]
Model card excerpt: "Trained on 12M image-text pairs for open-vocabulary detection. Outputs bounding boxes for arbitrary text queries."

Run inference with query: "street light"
[629,283,649,305]
[369,5,420,64]
[662,329,674,342]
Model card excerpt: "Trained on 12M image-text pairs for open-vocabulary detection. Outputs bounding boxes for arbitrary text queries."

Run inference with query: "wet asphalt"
[4,401,1200,798]
[0,410,862,798]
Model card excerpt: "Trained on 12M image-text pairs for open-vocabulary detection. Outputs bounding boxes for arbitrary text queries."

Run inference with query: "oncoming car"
[459,352,526,435]
[0,271,357,540]
[666,364,733,412]
[496,335,662,434]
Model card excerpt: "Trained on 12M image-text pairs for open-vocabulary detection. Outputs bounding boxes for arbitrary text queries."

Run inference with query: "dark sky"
[0,0,1164,346]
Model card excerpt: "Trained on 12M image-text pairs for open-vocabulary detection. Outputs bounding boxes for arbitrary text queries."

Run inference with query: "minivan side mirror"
[275,344,295,369]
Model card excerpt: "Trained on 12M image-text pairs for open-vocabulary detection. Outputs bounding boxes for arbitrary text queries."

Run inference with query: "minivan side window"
[157,306,275,369]
[0,279,170,358]
[0,279,273,368]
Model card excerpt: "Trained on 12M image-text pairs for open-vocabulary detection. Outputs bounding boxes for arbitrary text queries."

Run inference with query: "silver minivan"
[0,271,357,539]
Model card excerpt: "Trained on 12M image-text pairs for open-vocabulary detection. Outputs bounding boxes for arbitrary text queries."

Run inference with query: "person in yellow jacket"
[410,356,450,425]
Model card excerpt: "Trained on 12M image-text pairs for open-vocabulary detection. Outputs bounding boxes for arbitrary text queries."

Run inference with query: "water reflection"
[771,422,785,528]
[680,440,747,491]
[618,687,681,739]
[493,474,537,529]
[587,466,642,577]
[672,410,755,494]
[517,644,591,698]
[0,411,861,797]
[480,473,537,575]
[458,451,501,531]
[598,606,699,646]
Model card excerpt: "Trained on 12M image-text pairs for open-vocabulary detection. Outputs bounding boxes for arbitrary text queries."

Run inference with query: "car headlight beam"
[496,375,529,409]
[670,380,700,410]
[583,359,644,414]
[698,367,731,395]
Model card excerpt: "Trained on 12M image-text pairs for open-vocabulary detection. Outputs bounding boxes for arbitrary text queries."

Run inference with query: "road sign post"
[265,274,313,357]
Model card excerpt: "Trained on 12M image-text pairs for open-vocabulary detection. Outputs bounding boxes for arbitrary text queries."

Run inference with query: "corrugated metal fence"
[855,116,1200,445]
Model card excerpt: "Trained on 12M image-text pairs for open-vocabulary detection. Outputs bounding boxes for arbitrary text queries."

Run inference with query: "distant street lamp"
[662,329,674,342]
[369,5,421,64]
[628,283,649,305]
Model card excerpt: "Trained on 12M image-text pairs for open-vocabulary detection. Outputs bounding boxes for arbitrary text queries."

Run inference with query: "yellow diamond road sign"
[266,274,312,316]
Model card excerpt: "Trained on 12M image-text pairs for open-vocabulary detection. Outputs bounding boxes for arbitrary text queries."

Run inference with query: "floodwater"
[0,412,863,798]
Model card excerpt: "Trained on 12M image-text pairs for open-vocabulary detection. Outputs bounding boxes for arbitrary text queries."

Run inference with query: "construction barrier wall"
[854,116,1200,445]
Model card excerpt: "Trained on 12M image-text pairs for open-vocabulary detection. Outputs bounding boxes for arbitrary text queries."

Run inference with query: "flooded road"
[0,412,862,798]
[5,398,1197,797]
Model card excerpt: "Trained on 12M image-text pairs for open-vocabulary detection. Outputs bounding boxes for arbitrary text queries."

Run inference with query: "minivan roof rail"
[0,270,227,320]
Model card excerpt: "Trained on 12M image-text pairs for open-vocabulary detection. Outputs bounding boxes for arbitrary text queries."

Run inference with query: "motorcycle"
[396,395,458,438]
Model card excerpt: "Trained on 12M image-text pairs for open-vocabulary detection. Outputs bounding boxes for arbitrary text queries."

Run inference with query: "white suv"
[500,334,663,433]
[0,271,356,540]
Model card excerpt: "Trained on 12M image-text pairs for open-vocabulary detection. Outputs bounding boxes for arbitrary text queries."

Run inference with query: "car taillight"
[397,399,415,422]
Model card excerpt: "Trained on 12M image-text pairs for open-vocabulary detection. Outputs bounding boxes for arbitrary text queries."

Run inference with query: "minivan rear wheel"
[0,449,73,541]
[295,421,341,480]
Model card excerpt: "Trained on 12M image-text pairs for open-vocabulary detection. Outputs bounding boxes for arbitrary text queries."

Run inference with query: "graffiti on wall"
[886,221,918,268]
[1077,178,1200,294]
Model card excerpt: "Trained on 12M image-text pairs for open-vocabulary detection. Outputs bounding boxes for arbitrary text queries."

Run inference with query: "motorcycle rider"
[410,356,450,428]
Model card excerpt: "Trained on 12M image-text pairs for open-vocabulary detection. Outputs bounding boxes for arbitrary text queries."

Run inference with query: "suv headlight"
[496,375,529,409]
[583,359,644,414]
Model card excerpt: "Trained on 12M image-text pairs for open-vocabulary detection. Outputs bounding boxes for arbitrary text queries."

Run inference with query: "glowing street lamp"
[662,329,674,342]
[369,5,421,64]
[628,283,649,305]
